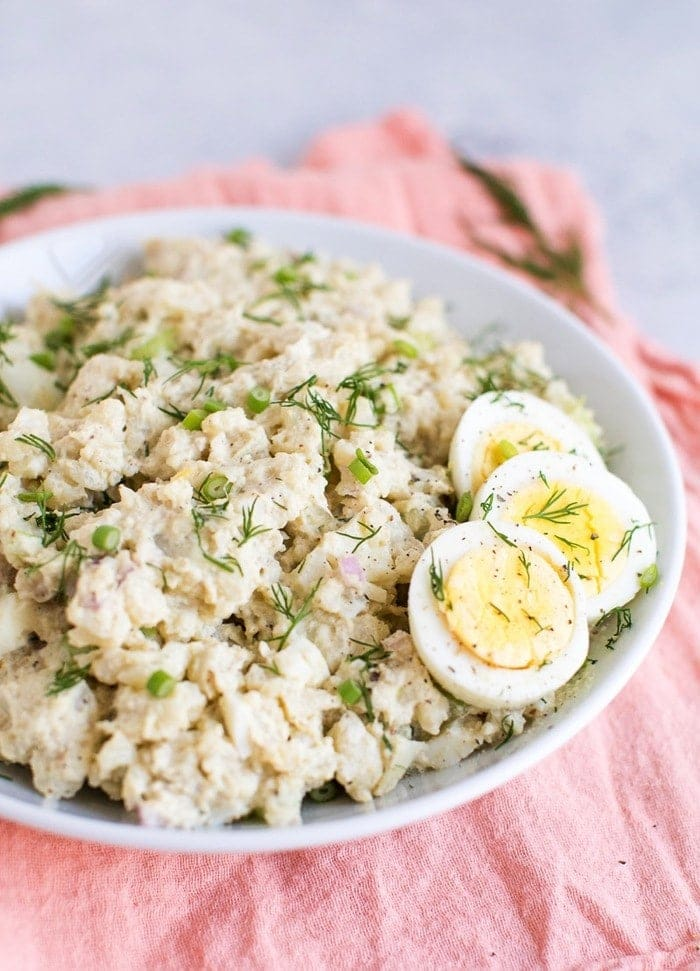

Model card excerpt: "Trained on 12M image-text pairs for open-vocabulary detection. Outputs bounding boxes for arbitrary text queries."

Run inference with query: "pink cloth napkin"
[0,110,698,971]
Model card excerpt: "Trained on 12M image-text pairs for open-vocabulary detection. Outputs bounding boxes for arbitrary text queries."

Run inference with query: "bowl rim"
[0,206,687,853]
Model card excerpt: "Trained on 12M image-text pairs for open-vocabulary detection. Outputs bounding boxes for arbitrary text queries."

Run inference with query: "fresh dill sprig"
[611,522,655,562]
[80,327,134,359]
[164,352,239,398]
[459,157,610,319]
[18,489,77,548]
[336,361,392,426]
[348,638,390,669]
[0,319,16,365]
[277,375,341,471]
[26,538,87,600]
[190,473,241,574]
[269,579,322,649]
[337,521,383,553]
[429,551,447,603]
[0,183,72,220]
[480,492,494,517]
[0,376,18,409]
[52,277,109,328]
[191,508,242,575]
[522,487,587,526]
[489,601,510,622]
[15,433,55,461]
[494,714,515,750]
[244,265,329,324]
[594,606,632,650]
[236,497,272,547]
[462,347,550,400]
[518,549,531,587]
[486,521,517,547]
[46,640,96,696]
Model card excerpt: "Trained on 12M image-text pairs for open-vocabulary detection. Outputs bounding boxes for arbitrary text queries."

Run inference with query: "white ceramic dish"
[0,208,686,852]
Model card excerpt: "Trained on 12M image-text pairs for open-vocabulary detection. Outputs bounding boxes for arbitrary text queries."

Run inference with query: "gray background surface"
[1,0,698,358]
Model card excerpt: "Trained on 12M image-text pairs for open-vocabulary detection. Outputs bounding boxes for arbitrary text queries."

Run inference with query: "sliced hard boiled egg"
[449,390,603,499]
[408,521,588,709]
[471,451,657,622]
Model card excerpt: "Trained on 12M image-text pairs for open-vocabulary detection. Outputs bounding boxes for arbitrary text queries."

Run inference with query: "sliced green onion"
[44,317,75,351]
[29,351,56,371]
[273,265,298,286]
[129,328,176,361]
[246,386,271,414]
[497,439,518,462]
[92,524,121,552]
[199,472,231,502]
[392,339,419,359]
[146,670,176,698]
[337,679,363,705]
[348,448,378,485]
[640,563,659,592]
[202,398,227,414]
[182,408,208,431]
[140,627,159,640]
[225,227,252,248]
[455,492,473,523]
[307,780,340,803]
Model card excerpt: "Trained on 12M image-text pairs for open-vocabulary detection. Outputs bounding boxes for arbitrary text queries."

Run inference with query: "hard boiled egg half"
[408,521,589,709]
[471,451,657,622]
[449,390,603,499]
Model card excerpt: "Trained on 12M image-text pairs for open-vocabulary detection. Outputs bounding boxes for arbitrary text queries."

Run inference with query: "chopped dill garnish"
[336,361,389,426]
[0,376,18,409]
[489,601,510,622]
[26,539,87,600]
[518,549,531,586]
[52,277,109,328]
[348,638,390,669]
[593,606,632,650]
[0,319,15,365]
[522,610,552,634]
[611,522,655,562]
[237,497,272,547]
[278,375,341,471]
[337,521,382,553]
[480,492,494,517]
[18,489,77,547]
[80,327,134,359]
[0,183,71,219]
[191,473,241,575]
[486,521,517,547]
[494,714,515,750]
[158,401,188,421]
[165,352,239,398]
[269,579,322,649]
[14,433,55,461]
[522,486,587,525]
[191,508,242,575]
[243,265,329,324]
[429,551,446,602]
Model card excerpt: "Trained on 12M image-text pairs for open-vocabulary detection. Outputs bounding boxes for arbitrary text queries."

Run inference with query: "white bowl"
[0,208,686,852]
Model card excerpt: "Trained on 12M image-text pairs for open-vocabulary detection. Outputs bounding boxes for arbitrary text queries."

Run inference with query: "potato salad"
[0,231,657,827]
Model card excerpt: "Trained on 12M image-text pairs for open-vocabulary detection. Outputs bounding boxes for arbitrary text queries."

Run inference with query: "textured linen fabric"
[0,110,697,971]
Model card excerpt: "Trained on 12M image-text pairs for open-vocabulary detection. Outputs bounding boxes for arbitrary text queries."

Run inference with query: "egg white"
[449,390,603,498]
[471,451,657,622]
[408,521,589,710]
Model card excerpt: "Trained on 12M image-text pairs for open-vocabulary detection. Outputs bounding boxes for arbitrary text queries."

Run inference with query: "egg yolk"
[502,479,626,597]
[473,422,562,492]
[441,542,573,669]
